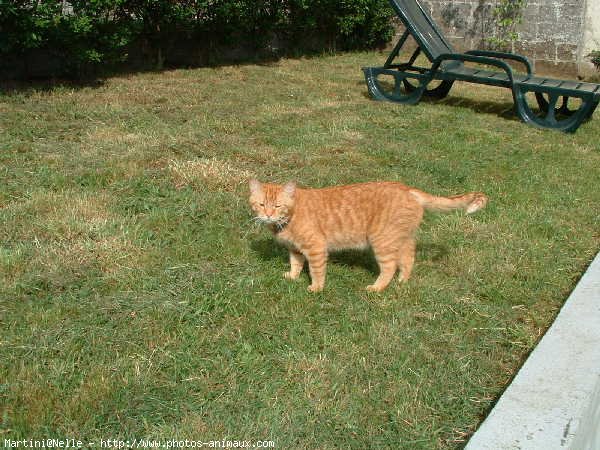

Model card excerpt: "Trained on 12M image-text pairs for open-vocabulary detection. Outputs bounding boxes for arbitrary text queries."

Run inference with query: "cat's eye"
[275,204,281,208]
[259,202,264,206]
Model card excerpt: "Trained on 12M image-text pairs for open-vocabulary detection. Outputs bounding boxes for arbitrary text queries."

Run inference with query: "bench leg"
[362,67,426,105]
[513,86,596,133]
[585,100,599,121]
[535,93,598,123]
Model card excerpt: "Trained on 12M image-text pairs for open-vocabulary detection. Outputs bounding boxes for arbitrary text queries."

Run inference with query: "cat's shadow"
[250,238,448,275]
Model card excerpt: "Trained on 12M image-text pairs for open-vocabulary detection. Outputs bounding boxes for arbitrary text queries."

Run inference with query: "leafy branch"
[486,0,527,51]
[588,50,600,71]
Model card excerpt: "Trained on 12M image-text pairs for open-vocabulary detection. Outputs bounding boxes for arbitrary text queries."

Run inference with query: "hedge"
[0,0,394,78]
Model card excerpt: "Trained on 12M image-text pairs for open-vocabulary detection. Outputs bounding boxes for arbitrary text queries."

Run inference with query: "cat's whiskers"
[241,216,268,240]
[252,215,288,226]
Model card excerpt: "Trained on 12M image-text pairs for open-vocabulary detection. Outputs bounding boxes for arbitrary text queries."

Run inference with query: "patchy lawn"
[1,51,599,448]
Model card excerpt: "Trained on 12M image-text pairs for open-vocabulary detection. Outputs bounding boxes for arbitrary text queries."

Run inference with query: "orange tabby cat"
[249,180,487,292]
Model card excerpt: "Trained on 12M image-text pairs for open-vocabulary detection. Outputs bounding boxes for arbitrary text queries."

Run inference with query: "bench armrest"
[432,53,515,83]
[465,50,533,75]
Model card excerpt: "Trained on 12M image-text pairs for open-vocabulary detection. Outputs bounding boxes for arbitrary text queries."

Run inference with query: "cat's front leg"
[305,248,328,292]
[284,250,305,280]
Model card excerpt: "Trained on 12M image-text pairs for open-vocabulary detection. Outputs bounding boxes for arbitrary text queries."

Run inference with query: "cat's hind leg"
[397,237,416,282]
[284,250,305,280]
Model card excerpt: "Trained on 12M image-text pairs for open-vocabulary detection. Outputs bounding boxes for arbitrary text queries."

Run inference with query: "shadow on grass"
[360,86,518,122]
[416,242,449,262]
[0,78,106,96]
[251,237,449,276]
[251,237,378,274]
[250,238,288,261]
[438,96,517,120]
[0,45,284,96]
[0,46,337,96]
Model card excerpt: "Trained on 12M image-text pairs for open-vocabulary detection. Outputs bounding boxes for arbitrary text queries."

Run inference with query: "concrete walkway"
[465,251,600,450]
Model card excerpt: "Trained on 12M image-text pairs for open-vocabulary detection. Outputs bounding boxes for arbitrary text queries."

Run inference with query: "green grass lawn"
[1,51,599,448]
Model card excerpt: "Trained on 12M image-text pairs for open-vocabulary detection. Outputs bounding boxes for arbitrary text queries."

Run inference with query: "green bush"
[285,0,393,51]
[0,1,61,55]
[0,0,394,78]
[0,0,133,76]
[589,50,600,71]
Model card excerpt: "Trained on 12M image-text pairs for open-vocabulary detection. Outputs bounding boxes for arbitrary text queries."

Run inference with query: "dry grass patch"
[0,191,142,292]
[80,125,167,159]
[3,191,113,239]
[260,104,314,116]
[85,126,146,147]
[168,158,254,191]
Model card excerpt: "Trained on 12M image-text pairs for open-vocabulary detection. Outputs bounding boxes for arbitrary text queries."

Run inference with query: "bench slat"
[576,83,600,93]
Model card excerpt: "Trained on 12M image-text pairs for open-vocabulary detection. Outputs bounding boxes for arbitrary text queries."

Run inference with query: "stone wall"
[580,0,600,77]
[399,0,599,77]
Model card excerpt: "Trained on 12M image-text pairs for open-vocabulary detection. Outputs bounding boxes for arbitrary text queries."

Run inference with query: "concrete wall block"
[535,41,557,61]
[436,3,472,33]
[556,43,579,62]
[579,0,600,77]
[518,22,538,43]
[417,0,590,75]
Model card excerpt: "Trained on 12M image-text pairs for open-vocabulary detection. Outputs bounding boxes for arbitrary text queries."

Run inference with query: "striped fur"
[249,180,487,292]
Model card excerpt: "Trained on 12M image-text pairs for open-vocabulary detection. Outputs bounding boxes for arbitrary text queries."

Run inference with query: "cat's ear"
[249,178,262,194]
[282,181,296,197]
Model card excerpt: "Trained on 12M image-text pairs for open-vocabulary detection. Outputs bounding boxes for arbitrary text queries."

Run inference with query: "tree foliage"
[0,0,394,77]
[589,50,600,71]
[486,0,526,51]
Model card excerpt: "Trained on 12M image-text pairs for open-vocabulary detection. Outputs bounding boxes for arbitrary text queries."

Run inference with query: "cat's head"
[248,179,296,226]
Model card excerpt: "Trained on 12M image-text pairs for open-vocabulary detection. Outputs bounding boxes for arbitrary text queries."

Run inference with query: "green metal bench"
[362,0,600,132]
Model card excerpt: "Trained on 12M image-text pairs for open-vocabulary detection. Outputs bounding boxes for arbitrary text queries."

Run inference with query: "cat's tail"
[408,189,488,214]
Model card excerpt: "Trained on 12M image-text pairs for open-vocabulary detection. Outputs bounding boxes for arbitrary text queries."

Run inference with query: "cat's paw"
[466,193,488,214]
[366,284,384,293]
[307,284,323,293]
[283,271,299,280]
